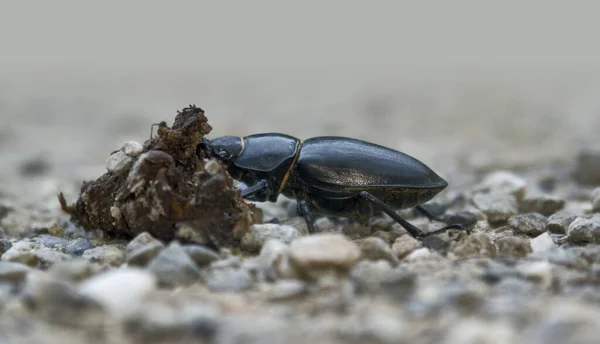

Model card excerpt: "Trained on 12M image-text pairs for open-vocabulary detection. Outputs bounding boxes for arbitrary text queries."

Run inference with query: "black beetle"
[198,133,465,239]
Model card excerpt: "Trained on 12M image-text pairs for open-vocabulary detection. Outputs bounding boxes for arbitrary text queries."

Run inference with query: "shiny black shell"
[234,133,299,173]
[283,136,448,211]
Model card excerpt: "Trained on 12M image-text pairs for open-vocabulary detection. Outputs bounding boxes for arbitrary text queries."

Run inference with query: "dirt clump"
[58,105,257,248]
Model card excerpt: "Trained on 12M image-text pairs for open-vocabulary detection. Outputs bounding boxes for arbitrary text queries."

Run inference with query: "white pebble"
[78,268,157,319]
[204,160,221,175]
[530,232,555,253]
[122,141,143,157]
[106,150,133,173]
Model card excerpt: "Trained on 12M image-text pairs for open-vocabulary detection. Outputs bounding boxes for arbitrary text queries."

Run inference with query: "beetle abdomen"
[295,136,447,189]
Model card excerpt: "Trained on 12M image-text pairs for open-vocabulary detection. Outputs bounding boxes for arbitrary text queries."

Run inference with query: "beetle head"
[198,136,244,163]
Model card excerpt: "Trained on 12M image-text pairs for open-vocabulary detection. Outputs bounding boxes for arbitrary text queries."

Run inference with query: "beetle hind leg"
[359,191,466,239]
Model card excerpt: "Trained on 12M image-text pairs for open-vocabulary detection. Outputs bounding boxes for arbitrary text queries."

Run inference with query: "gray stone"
[126,232,165,266]
[574,146,600,185]
[473,193,518,224]
[265,279,308,301]
[79,268,156,319]
[519,195,565,216]
[65,238,95,256]
[496,236,532,258]
[508,213,548,236]
[23,272,105,327]
[530,232,556,253]
[391,235,421,260]
[443,211,479,227]
[81,245,125,266]
[592,187,600,212]
[356,237,399,266]
[32,248,72,268]
[182,244,220,266]
[567,217,600,244]
[147,241,201,287]
[241,223,304,253]
[450,233,497,258]
[259,239,297,279]
[49,259,97,282]
[106,149,133,173]
[350,260,394,293]
[205,268,253,292]
[475,170,527,200]
[0,261,31,283]
[0,238,11,256]
[288,233,361,283]
[36,235,68,249]
[125,303,220,343]
[1,241,38,266]
[547,210,578,234]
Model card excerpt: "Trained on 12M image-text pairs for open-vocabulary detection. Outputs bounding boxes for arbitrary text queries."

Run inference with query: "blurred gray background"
[1,0,600,185]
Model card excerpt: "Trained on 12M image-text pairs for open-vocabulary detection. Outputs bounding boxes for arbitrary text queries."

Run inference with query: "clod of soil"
[58,105,258,248]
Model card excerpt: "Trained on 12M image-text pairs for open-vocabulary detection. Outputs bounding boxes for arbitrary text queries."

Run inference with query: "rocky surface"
[2,105,600,344]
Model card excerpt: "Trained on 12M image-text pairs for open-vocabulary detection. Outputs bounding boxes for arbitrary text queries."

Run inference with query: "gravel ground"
[1,70,600,344]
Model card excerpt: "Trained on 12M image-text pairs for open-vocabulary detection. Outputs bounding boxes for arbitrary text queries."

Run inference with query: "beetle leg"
[359,191,465,239]
[241,179,269,198]
[297,200,315,233]
[414,205,445,222]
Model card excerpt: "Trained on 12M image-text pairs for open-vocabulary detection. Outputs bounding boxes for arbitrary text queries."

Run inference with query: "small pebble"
[259,239,297,279]
[496,236,532,258]
[476,170,527,200]
[36,235,68,249]
[1,241,38,266]
[519,196,565,216]
[65,238,95,256]
[591,187,600,213]
[106,149,133,173]
[126,232,165,267]
[350,260,394,294]
[443,211,479,227]
[241,223,304,253]
[288,233,361,282]
[204,268,253,292]
[405,247,437,261]
[147,241,201,287]
[265,279,308,301]
[530,232,556,253]
[356,237,399,266]
[450,233,496,259]
[204,159,221,175]
[0,238,12,255]
[82,245,125,267]
[574,146,600,185]
[0,261,31,283]
[182,244,220,266]
[508,213,548,236]
[79,268,157,319]
[567,216,600,244]
[391,235,421,260]
[49,259,97,282]
[473,193,518,224]
[516,260,553,289]
[122,141,143,157]
[32,248,71,268]
[547,211,578,235]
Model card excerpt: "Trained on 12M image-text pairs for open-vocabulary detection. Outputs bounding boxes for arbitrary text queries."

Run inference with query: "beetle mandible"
[198,133,465,239]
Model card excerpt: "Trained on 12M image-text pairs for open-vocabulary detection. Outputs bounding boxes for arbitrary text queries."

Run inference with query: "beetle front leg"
[241,179,269,199]
[297,200,315,234]
[359,191,465,239]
